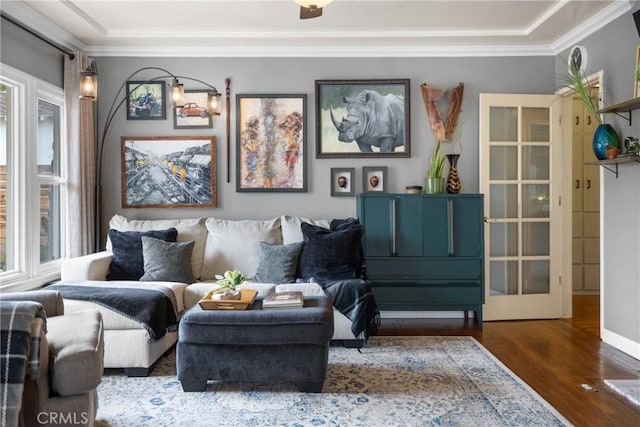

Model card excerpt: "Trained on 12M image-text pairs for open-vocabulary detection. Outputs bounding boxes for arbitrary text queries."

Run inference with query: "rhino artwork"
[330,90,405,153]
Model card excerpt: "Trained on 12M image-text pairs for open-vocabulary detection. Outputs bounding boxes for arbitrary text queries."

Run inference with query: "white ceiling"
[1,0,633,57]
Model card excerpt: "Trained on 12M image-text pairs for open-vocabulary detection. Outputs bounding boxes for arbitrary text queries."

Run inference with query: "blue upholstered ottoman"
[177,295,334,392]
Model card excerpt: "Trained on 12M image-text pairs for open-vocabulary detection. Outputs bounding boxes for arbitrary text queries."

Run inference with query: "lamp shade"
[170,79,185,107]
[79,72,97,100]
[207,92,222,116]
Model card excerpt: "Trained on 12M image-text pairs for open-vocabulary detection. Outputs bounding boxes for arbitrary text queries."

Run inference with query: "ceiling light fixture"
[294,0,333,19]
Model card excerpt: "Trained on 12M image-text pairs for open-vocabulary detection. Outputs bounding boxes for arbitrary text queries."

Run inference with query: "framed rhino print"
[315,79,410,158]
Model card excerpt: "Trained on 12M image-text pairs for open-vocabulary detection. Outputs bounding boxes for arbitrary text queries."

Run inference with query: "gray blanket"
[48,282,179,340]
[0,301,46,427]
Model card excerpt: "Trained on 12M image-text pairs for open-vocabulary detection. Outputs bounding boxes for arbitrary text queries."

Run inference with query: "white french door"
[479,94,564,321]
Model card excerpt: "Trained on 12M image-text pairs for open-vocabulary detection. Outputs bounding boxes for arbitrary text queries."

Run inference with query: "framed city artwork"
[121,136,216,208]
[236,94,307,192]
[126,81,166,120]
[315,79,410,158]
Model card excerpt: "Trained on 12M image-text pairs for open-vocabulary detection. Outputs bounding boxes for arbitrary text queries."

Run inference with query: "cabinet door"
[359,195,422,257]
[423,196,482,257]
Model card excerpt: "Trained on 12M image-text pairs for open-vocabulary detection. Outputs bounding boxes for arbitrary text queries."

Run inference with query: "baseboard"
[601,328,640,360]
[381,311,474,319]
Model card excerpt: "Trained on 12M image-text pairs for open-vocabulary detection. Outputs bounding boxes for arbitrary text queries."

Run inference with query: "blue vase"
[592,124,620,160]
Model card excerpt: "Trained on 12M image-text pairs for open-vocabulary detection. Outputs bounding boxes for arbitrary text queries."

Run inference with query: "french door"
[479,94,563,320]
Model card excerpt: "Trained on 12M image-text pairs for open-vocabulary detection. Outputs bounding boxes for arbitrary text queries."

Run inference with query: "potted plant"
[425,140,446,193]
[206,269,246,300]
[564,64,619,160]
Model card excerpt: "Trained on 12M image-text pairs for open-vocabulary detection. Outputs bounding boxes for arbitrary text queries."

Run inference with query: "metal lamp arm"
[175,75,219,94]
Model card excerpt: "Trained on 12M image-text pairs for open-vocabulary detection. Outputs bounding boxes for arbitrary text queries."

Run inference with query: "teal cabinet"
[357,193,485,327]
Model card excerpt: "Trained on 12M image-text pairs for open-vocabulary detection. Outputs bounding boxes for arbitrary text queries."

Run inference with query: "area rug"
[604,379,640,407]
[95,336,571,427]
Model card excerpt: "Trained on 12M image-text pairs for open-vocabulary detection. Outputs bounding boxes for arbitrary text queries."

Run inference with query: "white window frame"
[0,63,67,290]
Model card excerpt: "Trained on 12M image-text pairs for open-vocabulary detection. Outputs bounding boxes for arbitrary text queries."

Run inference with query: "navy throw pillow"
[330,218,366,279]
[299,222,363,283]
[107,228,178,280]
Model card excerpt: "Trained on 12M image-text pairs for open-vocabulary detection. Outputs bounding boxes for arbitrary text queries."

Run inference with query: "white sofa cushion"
[280,215,330,244]
[201,218,282,280]
[107,215,207,279]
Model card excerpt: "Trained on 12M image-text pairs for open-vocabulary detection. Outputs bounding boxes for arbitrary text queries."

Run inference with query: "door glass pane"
[522,184,549,218]
[489,107,517,142]
[39,184,61,263]
[522,222,549,256]
[37,100,60,176]
[490,223,518,256]
[523,260,549,294]
[0,85,10,272]
[522,146,549,180]
[490,146,517,180]
[522,108,549,142]
[490,261,518,296]
[490,184,517,218]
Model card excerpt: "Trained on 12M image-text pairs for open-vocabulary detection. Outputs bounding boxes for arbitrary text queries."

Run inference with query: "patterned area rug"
[604,379,640,407]
[96,336,571,426]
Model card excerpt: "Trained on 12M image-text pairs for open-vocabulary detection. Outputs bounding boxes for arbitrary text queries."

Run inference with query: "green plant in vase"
[425,140,446,193]
[206,269,246,300]
[562,63,619,160]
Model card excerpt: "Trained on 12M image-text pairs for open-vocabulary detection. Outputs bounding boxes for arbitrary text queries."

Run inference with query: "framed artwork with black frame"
[315,79,410,158]
[120,136,216,208]
[126,81,166,120]
[236,94,307,192]
[363,166,388,193]
[330,167,355,197]
[173,89,213,129]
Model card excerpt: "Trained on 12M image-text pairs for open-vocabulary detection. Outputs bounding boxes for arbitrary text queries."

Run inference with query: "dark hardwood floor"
[375,295,640,427]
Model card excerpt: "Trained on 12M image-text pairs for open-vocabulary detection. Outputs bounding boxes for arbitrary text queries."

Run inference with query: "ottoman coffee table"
[177,295,334,393]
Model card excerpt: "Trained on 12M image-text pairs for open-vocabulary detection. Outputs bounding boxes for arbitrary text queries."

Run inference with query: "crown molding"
[551,0,632,54]
[1,0,88,53]
[87,43,554,58]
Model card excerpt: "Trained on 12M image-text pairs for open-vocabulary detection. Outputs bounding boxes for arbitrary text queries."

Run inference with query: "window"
[0,64,67,289]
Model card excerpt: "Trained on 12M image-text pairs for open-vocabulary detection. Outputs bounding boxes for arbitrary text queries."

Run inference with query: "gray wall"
[0,16,64,88]
[555,6,640,353]
[97,56,554,230]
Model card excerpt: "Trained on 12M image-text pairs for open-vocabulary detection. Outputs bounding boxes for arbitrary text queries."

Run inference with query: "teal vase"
[592,124,620,160]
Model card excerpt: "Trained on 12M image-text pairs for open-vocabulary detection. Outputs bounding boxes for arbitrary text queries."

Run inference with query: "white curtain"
[64,53,96,256]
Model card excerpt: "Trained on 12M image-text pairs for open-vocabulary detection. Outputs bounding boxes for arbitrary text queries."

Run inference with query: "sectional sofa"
[58,214,379,376]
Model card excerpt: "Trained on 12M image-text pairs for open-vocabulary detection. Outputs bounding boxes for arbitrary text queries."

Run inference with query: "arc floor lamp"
[79,63,222,248]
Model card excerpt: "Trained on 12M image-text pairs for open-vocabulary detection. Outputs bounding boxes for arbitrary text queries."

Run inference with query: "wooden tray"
[198,289,258,310]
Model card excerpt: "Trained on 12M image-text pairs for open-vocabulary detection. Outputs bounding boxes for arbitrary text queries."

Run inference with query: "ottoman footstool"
[177,295,334,393]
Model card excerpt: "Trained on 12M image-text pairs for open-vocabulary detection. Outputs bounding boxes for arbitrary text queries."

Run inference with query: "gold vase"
[424,177,444,194]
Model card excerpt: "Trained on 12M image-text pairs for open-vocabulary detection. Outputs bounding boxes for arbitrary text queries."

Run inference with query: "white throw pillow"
[280,215,330,244]
[201,218,282,280]
[106,215,207,279]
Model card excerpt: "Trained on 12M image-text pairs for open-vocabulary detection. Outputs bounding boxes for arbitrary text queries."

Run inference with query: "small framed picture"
[331,168,355,197]
[173,89,213,129]
[126,81,166,120]
[363,166,388,193]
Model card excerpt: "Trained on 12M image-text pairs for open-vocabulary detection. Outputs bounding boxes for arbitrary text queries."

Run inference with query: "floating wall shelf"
[599,97,640,125]
[585,155,640,178]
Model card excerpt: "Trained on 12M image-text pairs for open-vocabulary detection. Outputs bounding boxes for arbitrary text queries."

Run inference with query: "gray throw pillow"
[255,241,304,284]
[140,236,195,284]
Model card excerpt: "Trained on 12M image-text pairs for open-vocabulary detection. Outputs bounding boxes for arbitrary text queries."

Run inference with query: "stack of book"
[262,291,304,310]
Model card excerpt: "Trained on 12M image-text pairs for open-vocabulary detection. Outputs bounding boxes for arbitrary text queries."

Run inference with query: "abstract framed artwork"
[121,136,216,208]
[315,79,410,158]
[634,44,640,98]
[363,166,388,193]
[330,167,355,197]
[126,81,166,120]
[236,94,307,192]
[173,89,213,129]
